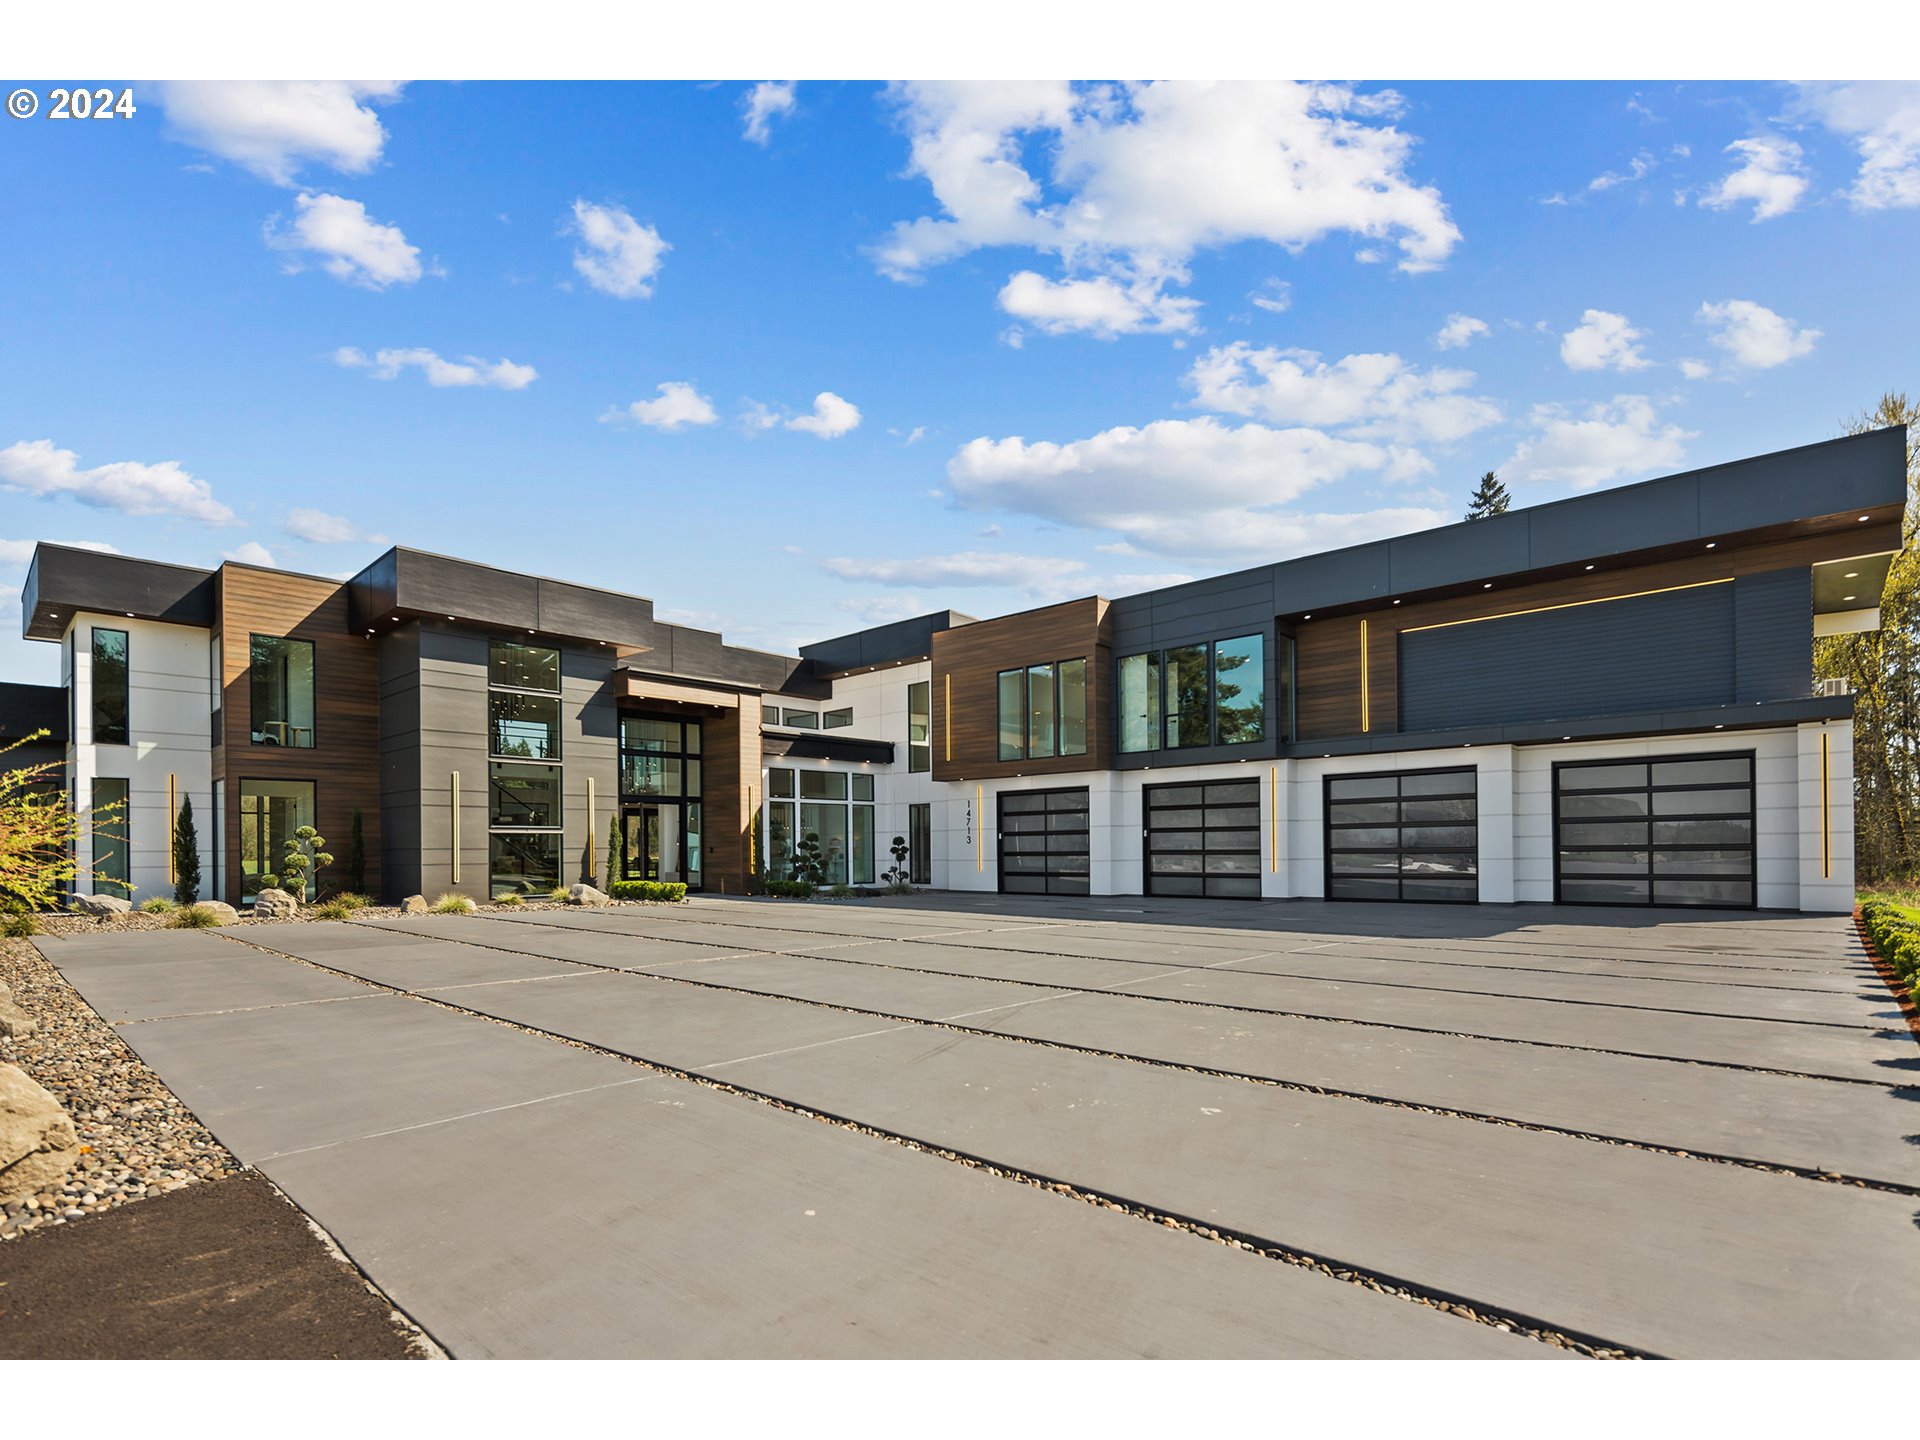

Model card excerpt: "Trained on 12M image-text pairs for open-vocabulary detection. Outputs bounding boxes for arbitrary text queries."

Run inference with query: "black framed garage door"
[1554,752,1756,908]
[998,787,1090,895]
[1324,767,1478,903]
[1144,778,1262,899]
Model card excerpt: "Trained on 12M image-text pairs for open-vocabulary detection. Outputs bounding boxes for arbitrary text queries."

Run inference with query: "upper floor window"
[1117,634,1266,753]
[91,628,129,745]
[488,641,559,693]
[823,707,854,729]
[996,657,1087,762]
[250,634,316,747]
[782,708,819,730]
[490,693,561,760]
[907,680,931,773]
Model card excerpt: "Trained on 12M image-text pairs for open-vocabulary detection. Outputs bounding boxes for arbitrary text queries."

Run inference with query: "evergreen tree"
[604,812,623,887]
[1465,470,1511,521]
[346,807,366,894]
[172,796,201,905]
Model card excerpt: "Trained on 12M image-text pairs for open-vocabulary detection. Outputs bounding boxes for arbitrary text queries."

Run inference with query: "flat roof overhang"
[763,733,896,765]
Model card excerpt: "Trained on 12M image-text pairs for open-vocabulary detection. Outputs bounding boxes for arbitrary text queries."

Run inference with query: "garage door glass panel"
[1146,778,1265,900]
[998,788,1090,895]
[1554,752,1754,908]
[1324,766,1477,903]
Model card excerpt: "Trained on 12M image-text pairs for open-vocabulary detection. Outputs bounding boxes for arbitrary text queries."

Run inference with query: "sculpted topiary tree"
[278,825,334,904]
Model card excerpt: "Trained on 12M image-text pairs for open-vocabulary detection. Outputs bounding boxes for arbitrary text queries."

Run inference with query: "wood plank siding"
[215,565,381,901]
[931,596,1112,781]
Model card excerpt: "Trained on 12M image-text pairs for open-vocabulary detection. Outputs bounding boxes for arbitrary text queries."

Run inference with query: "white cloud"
[1698,136,1809,221]
[1502,396,1694,489]
[601,381,719,431]
[267,193,423,288]
[566,199,669,299]
[1433,313,1490,350]
[1679,358,1713,380]
[283,508,388,545]
[1559,309,1651,372]
[1588,150,1656,192]
[874,81,1460,336]
[0,538,116,566]
[748,395,864,439]
[823,551,1085,589]
[1697,299,1820,369]
[997,270,1199,337]
[891,425,927,446]
[1248,278,1292,313]
[224,541,277,567]
[742,81,796,145]
[0,439,237,525]
[944,415,1443,561]
[156,81,403,186]
[1184,342,1500,444]
[1795,82,1920,210]
[834,593,931,626]
[334,346,535,390]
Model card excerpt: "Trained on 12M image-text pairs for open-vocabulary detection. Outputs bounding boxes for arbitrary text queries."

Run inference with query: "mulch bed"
[0,1172,425,1359]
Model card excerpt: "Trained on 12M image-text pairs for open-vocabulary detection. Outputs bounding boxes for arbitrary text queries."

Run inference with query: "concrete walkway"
[34,896,1920,1359]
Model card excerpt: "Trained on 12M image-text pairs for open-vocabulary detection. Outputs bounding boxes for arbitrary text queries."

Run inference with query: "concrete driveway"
[34,895,1920,1359]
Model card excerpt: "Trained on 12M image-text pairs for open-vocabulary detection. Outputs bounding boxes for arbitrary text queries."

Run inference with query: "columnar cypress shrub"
[346,808,366,894]
[172,797,201,905]
[604,812,623,887]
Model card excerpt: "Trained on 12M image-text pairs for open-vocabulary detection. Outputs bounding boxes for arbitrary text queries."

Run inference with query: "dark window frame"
[487,640,561,694]
[1116,633,1270,754]
[1143,778,1264,900]
[1551,750,1757,909]
[907,680,931,773]
[91,626,129,746]
[248,632,317,748]
[995,657,1090,763]
[1323,766,1479,904]
[236,775,319,904]
[996,785,1091,896]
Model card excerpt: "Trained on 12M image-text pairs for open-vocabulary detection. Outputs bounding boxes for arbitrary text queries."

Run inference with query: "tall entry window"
[249,634,315,747]
[1117,634,1267,753]
[488,641,563,897]
[91,776,130,892]
[92,627,129,745]
[239,778,315,900]
[619,715,702,889]
[995,658,1088,762]
[908,680,931,772]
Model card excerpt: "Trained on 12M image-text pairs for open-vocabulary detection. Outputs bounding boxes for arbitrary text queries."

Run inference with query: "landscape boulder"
[567,883,611,907]
[0,981,33,1041]
[0,1062,79,1204]
[400,894,428,915]
[252,887,299,920]
[72,894,131,918]
[190,901,239,925]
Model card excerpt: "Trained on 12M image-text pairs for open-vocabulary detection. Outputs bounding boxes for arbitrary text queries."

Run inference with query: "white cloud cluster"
[567,199,669,299]
[875,81,1460,336]
[1698,300,1820,369]
[824,551,1085,589]
[1559,309,1651,372]
[747,392,862,439]
[1185,343,1500,445]
[224,541,278,567]
[334,346,536,390]
[0,439,237,525]
[1433,313,1489,350]
[1588,150,1656,192]
[602,382,719,431]
[997,270,1200,338]
[1796,82,1920,210]
[156,81,404,185]
[1699,137,1808,221]
[1248,278,1292,314]
[284,508,388,545]
[944,416,1446,561]
[742,82,796,145]
[1502,396,1693,489]
[268,193,424,288]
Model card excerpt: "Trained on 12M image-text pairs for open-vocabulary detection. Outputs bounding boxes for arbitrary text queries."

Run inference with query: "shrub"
[762,879,814,900]
[431,893,476,914]
[608,880,687,903]
[495,893,525,906]
[172,796,200,905]
[171,905,223,929]
[327,892,372,913]
[829,883,856,899]
[311,900,354,920]
[1860,900,1920,991]
[547,886,571,902]
[3,910,36,939]
[139,896,178,914]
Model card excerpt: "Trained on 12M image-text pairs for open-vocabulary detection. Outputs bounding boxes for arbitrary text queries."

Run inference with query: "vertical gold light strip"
[1359,619,1371,734]
[1268,765,1278,873]
[976,784,985,872]
[586,776,596,882]
[166,773,177,885]
[1821,731,1832,879]
[944,675,953,762]
[450,771,461,885]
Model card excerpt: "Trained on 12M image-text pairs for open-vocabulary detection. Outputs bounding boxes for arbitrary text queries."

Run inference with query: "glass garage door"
[1145,779,1263,899]
[1554,753,1755,907]
[998,788,1091,895]
[1325,768,1478,903]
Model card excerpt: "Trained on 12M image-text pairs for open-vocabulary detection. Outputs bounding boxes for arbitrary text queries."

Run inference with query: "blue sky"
[2,78,1917,683]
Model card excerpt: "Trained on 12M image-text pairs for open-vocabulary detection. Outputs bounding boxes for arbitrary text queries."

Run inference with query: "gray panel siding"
[1733,568,1812,703]
[376,626,423,899]
[1398,584,1736,732]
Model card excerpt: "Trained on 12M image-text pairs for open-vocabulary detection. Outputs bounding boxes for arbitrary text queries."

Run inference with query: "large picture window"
[489,693,561,760]
[908,680,931,772]
[249,634,316,747]
[239,778,315,900]
[995,657,1088,762]
[1117,634,1267,753]
[488,641,559,692]
[92,627,128,745]
[765,765,874,885]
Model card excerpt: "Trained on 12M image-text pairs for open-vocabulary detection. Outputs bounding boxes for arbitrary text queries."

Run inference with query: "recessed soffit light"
[1844,572,1859,578]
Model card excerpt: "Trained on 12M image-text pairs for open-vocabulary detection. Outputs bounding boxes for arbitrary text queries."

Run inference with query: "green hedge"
[1859,899,1920,991]
[609,880,687,903]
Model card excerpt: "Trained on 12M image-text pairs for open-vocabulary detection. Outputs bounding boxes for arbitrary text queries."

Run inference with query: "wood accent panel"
[931,597,1111,782]
[699,702,758,895]
[1294,526,1898,742]
[216,566,381,901]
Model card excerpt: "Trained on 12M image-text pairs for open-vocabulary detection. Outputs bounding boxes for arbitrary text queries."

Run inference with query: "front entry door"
[623,804,683,883]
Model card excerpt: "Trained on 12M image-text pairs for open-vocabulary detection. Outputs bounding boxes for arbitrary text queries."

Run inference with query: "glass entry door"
[623,803,684,884]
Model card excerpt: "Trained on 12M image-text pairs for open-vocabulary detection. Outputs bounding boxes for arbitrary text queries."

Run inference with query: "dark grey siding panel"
[537,578,656,650]
[1524,479,1701,569]
[1697,426,1906,534]
[23,546,215,640]
[1273,544,1391,613]
[560,645,619,888]
[801,610,977,670]
[377,626,423,900]
[414,626,491,898]
[348,550,398,634]
[1389,512,1531,590]
[1398,583,1736,732]
[397,551,540,631]
[1733,568,1812,703]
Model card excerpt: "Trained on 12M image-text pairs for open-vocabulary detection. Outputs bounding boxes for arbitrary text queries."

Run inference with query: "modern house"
[13,427,1907,913]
